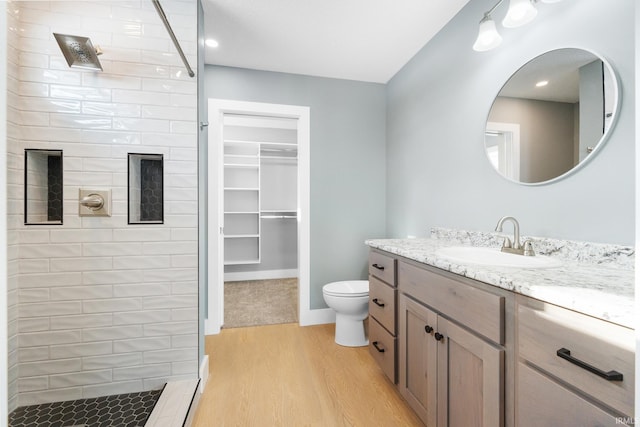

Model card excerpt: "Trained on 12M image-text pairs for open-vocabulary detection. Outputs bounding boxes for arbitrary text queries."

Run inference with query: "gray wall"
[204,66,387,308]
[386,0,634,245]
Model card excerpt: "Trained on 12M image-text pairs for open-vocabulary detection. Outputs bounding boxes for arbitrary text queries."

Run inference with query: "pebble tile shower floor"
[8,389,163,427]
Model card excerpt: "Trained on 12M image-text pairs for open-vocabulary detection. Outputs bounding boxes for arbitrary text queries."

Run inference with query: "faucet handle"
[522,240,535,256]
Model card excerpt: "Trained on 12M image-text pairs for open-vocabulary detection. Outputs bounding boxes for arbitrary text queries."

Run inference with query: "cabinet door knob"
[424,325,434,334]
[434,332,444,341]
[372,341,385,353]
[372,298,385,308]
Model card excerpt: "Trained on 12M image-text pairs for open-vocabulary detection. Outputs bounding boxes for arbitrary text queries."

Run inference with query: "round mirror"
[484,48,619,185]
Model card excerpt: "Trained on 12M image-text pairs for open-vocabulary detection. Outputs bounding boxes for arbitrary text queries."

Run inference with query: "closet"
[207,99,310,334]
[222,114,298,279]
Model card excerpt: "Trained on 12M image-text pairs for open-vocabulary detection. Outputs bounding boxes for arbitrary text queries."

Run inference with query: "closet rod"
[261,156,298,161]
[151,0,195,78]
[225,139,298,146]
[261,215,297,219]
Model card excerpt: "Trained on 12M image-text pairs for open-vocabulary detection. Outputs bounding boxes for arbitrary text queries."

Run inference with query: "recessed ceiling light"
[205,39,219,48]
[535,80,549,87]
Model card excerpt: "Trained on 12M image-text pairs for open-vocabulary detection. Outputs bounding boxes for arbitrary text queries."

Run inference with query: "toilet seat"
[322,280,369,297]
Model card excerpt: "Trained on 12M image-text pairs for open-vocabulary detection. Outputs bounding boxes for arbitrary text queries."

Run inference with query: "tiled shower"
[5,0,199,415]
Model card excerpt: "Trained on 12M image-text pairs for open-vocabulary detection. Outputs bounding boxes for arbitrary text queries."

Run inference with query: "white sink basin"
[435,246,562,269]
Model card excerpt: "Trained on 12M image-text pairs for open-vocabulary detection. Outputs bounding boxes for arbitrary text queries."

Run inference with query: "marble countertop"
[366,229,635,329]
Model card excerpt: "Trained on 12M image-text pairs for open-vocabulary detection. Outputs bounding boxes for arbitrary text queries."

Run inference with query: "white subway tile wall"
[8,0,198,410]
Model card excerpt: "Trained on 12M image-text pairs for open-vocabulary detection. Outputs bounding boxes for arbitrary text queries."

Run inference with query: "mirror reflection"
[24,149,63,225]
[485,48,618,184]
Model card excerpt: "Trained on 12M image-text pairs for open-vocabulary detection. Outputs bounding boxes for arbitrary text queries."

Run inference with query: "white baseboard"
[204,318,220,336]
[299,308,335,326]
[199,355,209,394]
[208,308,334,331]
[224,269,298,282]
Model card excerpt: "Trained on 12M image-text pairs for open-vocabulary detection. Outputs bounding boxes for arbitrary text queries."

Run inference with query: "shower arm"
[151,0,195,78]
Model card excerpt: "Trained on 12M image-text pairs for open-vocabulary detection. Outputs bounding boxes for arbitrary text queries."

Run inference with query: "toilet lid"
[323,280,369,297]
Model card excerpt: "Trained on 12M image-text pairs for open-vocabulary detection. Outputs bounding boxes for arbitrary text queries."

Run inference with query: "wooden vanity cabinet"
[398,260,506,427]
[368,250,398,383]
[516,295,635,426]
[367,247,634,427]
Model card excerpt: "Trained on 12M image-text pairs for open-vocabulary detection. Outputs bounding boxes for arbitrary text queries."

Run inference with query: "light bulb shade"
[502,0,538,28]
[473,16,502,52]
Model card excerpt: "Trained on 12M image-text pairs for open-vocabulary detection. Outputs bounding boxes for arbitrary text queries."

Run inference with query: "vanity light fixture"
[502,0,537,28]
[473,13,503,52]
[473,0,563,52]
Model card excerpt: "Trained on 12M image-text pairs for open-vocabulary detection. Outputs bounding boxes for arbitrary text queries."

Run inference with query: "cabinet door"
[437,318,504,427]
[398,295,438,426]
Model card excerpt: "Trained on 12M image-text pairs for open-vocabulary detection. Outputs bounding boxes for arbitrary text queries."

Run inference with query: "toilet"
[322,280,369,347]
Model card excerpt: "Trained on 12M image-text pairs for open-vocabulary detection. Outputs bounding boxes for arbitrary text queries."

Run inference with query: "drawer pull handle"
[434,332,444,341]
[372,298,385,308]
[556,348,623,381]
[424,325,434,334]
[372,341,385,353]
[372,263,385,271]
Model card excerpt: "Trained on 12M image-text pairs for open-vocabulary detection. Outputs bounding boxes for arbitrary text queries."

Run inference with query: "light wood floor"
[192,323,424,427]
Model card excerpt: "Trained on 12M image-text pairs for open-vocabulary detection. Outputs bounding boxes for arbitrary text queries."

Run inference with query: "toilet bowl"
[322,280,369,347]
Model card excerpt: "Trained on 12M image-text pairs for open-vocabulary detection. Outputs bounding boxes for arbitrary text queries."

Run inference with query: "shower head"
[53,33,103,71]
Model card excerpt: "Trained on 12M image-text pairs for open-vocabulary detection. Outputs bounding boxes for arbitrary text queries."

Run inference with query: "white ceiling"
[201,0,471,84]
[499,49,600,103]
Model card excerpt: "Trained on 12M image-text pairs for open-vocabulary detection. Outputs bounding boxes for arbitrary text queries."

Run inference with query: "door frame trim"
[206,99,312,334]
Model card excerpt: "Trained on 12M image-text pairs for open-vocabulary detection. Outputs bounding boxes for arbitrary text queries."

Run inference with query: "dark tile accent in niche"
[47,154,62,222]
[24,149,63,225]
[140,158,163,222]
[8,388,163,427]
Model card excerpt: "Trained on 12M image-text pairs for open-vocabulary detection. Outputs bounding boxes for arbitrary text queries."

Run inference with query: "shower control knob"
[80,194,104,210]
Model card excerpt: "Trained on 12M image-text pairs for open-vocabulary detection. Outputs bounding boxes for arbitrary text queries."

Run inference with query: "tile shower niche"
[128,153,164,224]
[24,149,63,225]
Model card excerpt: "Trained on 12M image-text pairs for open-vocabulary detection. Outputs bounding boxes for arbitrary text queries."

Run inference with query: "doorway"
[206,100,310,334]
[485,121,521,181]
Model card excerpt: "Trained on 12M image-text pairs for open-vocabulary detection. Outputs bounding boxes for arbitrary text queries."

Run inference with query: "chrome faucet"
[494,216,535,256]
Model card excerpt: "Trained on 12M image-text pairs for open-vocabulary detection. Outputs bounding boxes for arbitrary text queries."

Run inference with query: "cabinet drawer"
[369,276,396,335]
[518,298,634,416]
[517,362,630,426]
[369,317,396,384]
[398,261,504,344]
[369,251,396,286]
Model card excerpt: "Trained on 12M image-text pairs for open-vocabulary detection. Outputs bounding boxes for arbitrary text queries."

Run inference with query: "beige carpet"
[223,278,298,328]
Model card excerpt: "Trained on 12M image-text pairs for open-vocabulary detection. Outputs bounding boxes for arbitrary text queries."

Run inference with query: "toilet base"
[334,313,368,347]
